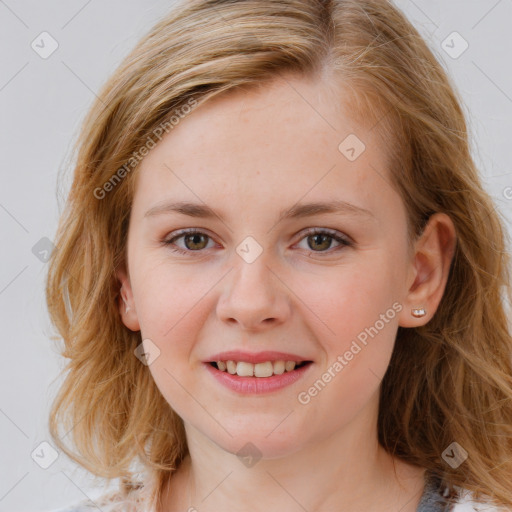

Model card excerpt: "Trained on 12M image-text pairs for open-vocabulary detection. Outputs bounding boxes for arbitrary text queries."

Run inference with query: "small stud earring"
[411,307,426,318]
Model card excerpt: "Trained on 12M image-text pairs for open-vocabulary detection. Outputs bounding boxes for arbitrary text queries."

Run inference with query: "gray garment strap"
[416,474,456,512]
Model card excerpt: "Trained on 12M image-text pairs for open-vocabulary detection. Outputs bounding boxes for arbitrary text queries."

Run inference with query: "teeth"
[226,360,237,374]
[273,360,285,375]
[254,361,273,378]
[215,359,303,377]
[285,361,296,372]
[236,361,254,377]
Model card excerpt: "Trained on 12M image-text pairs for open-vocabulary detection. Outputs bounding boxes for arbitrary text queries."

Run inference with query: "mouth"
[208,359,313,377]
[204,350,314,393]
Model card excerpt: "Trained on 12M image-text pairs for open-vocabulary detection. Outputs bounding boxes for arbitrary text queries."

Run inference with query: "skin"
[116,73,457,512]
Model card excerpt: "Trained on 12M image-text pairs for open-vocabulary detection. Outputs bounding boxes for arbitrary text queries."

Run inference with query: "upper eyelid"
[166,228,217,243]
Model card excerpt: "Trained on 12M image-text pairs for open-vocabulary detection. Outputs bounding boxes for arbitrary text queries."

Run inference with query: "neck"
[158,401,426,512]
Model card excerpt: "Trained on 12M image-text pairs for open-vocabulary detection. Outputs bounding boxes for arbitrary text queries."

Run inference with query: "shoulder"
[45,499,99,512]
[453,502,507,511]
[46,491,135,512]
[45,484,155,512]
[420,475,508,512]
[46,471,160,512]
[452,489,509,511]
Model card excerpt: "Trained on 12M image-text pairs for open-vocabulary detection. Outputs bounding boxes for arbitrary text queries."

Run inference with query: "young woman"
[46,0,512,511]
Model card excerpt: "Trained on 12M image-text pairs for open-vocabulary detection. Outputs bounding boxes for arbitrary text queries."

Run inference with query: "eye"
[295,228,352,254]
[162,227,353,256]
[163,229,216,255]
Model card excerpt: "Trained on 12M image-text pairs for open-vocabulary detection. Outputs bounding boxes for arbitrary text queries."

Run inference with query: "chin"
[206,421,308,461]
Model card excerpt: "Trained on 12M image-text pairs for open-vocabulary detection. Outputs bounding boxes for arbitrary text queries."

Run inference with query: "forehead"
[132,75,393,217]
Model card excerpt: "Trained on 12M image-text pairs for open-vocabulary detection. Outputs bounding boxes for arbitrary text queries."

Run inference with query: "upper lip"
[207,350,312,364]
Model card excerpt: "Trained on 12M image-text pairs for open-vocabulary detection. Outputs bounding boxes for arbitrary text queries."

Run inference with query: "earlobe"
[398,213,457,328]
[116,267,141,332]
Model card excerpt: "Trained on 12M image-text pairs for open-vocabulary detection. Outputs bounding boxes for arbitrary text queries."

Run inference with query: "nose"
[216,251,292,332]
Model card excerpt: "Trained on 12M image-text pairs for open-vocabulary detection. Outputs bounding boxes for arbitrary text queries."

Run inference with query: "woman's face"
[118,75,420,458]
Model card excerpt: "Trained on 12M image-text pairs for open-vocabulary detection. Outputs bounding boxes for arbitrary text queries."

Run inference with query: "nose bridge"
[216,238,290,329]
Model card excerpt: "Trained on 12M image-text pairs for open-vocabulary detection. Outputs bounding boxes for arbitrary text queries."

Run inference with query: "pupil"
[186,234,206,250]
[309,234,331,251]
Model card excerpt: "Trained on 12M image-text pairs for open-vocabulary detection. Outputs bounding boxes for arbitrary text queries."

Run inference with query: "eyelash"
[162,227,353,256]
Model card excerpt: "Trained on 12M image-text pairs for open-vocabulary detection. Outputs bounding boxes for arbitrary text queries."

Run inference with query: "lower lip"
[204,362,313,394]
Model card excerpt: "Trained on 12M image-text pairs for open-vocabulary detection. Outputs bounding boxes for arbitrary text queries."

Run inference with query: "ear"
[116,264,141,332]
[398,213,457,328]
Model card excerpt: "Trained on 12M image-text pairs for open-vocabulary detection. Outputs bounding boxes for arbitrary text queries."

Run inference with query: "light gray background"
[0,1,511,510]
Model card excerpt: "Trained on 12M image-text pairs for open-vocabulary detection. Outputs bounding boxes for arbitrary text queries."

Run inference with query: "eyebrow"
[144,199,374,222]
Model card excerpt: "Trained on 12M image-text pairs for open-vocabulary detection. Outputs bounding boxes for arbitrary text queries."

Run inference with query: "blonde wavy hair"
[46,0,512,509]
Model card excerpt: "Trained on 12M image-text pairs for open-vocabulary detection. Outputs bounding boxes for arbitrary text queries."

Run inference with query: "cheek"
[131,261,215,389]
[294,254,401,417]
[132,265,215,424]
[305,256,401,353]
[297,268,400,434]
[133,259,217,339]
